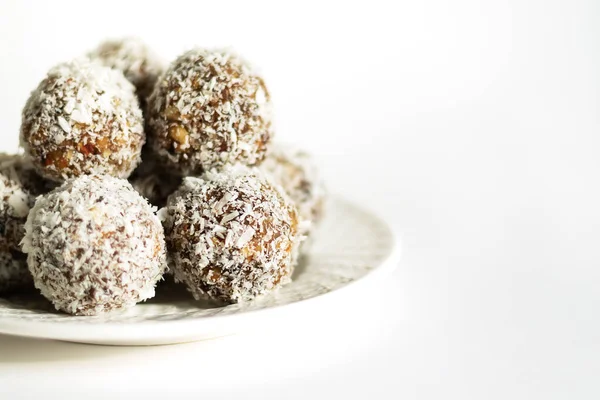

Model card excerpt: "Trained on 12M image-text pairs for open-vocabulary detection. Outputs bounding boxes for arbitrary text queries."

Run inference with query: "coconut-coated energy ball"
[87,37,164,104]
[147,48,273,175]
[0,165,37,294]
[20,59,145,182]
[22,175,167,315]
[261,145,326,233]
[160,165,299,303]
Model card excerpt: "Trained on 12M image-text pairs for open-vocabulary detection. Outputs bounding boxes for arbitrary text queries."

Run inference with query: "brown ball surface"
[160,165,299,303]
[147,48,272,175]
[20,59,145,182]
[87,37,164,105]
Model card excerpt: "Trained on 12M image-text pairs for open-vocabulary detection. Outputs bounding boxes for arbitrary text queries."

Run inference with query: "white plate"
[0,198,400,345]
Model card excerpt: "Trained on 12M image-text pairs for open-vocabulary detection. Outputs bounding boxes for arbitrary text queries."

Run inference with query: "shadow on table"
[0,333,154,364]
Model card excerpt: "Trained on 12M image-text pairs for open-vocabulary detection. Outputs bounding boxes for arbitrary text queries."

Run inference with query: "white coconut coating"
[261,145,326,235]
[147,48,272,175]
[0,170,36,294]
[87,37,164,103]
[20,58,145,182]
[22,175,167,315]
[160,165,299,303]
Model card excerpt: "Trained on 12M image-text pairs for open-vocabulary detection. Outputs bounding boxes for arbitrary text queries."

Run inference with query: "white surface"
[0,198,399,345]
[0,0,598,398]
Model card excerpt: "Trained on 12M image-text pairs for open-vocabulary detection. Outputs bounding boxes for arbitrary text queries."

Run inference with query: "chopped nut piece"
[168,125,189,145]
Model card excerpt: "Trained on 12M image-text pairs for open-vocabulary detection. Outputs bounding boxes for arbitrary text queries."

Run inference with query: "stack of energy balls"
[0,38,324,315]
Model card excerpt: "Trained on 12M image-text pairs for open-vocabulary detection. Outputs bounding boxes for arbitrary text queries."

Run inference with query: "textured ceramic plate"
[0,198,400,345]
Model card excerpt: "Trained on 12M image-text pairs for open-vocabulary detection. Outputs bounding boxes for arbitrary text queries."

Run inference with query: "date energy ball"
[87,37,164,104]
[161,165,299,303]
[261,145,325,234]
[20,59,145,182]
[0,163,37,294]
[147,48,273,175]
[22,175,167,315]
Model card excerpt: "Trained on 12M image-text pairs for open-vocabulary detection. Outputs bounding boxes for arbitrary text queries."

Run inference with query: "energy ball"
[161,165,299,303]
[261,145,326,233]
[129,151,182,208]
[20,59,145,182]
[22,175,167,315]
[87,37,164,104]
[0,165,37,294]
[147,48,272,175]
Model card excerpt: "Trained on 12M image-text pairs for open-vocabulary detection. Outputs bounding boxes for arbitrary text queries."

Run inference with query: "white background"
[0,0,599,398]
